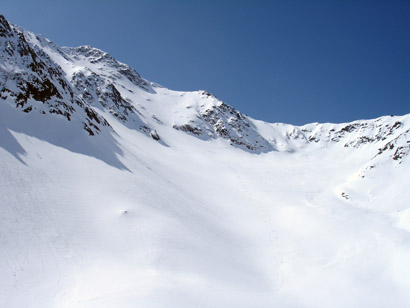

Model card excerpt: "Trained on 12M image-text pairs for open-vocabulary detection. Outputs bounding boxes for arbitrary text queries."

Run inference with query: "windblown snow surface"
[1,15,410,308]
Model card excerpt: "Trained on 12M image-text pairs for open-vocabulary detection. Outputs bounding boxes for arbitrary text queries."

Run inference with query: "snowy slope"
[1,15,410,308]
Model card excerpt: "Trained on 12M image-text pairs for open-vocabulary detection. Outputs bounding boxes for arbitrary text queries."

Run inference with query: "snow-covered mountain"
[1,15,409,308]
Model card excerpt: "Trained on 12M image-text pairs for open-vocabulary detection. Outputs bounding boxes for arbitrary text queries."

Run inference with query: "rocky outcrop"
[173,91,274,152]
[0,15,108,135]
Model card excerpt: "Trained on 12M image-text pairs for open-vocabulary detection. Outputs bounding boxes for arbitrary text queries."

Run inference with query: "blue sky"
[2,0,409,125]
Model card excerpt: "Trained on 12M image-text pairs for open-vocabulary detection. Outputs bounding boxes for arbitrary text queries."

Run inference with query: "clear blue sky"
[2,0,409,125]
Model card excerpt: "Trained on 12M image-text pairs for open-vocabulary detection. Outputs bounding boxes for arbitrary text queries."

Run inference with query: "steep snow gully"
[1,15,410,308]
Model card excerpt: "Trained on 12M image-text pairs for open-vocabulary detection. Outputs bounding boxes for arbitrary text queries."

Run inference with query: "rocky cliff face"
[0,15,109,135]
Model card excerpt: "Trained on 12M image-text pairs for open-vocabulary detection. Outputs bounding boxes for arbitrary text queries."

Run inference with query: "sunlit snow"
[1,15,410,308]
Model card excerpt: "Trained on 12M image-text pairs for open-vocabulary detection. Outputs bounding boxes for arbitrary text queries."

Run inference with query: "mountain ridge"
[1,14,409,157]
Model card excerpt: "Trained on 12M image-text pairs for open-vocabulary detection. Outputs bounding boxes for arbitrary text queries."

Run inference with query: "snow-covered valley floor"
[1,102,410,307]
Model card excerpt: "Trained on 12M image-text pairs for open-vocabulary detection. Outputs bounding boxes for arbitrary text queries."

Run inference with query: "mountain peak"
[0,14,12,37]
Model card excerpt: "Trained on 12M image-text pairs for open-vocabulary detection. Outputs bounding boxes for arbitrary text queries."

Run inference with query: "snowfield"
[1,15,410,307]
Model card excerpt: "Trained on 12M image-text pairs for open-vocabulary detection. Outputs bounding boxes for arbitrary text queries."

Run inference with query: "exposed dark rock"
[150,130,160,140]
[173,124,203,136]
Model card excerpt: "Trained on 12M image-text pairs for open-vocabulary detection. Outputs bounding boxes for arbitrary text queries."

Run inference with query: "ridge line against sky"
[2,0,409,125]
